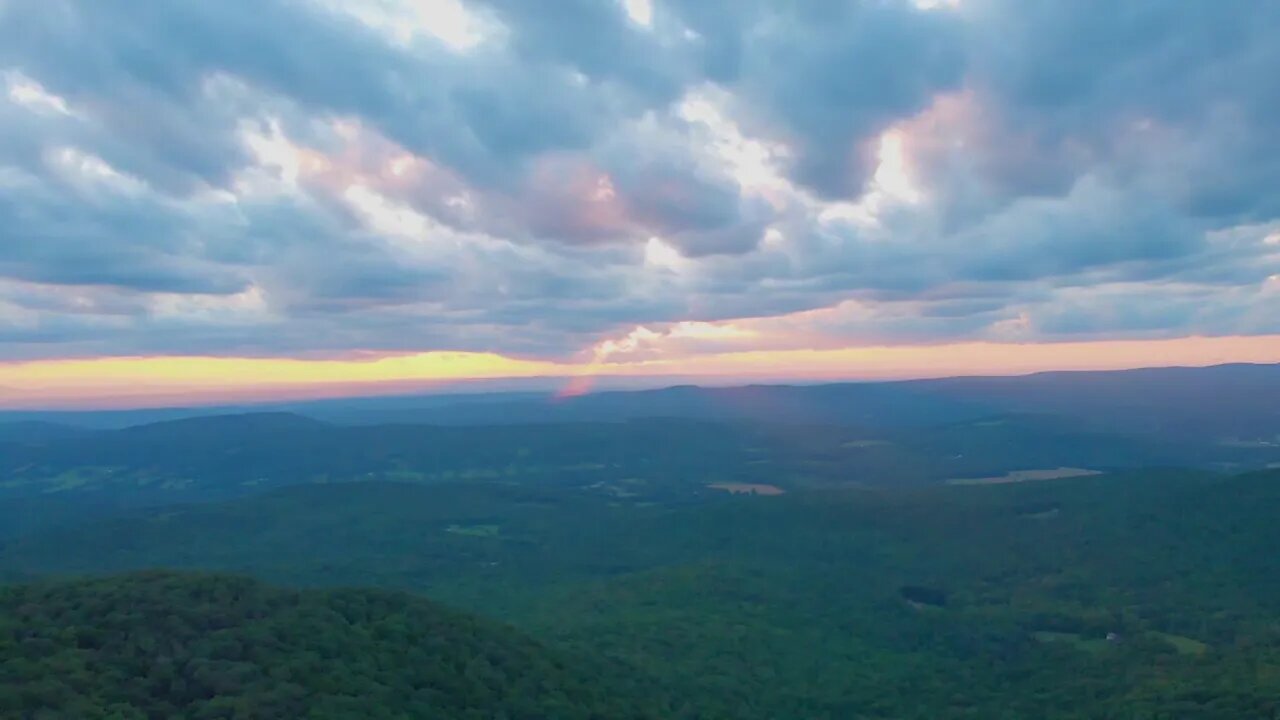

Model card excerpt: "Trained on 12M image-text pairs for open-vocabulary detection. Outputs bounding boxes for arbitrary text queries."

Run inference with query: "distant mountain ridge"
[298,363,1280,441]
[3,363,1276,441]
[913,363,1280,440]
[0,420,91,444]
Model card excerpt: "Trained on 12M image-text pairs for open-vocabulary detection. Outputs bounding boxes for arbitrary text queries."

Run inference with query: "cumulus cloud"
[0,0,1277,362]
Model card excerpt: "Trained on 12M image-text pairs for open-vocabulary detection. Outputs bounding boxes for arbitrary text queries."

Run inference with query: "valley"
[2,366,1279,718]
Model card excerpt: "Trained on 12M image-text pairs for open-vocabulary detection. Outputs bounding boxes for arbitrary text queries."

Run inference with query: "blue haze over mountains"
[4,363,1277,441]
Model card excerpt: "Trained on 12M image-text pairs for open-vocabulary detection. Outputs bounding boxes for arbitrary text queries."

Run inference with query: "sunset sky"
[1,0,1278,408]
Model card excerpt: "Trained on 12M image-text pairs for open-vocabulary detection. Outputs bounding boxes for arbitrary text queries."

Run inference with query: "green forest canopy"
[0,571,678,720]
[4,470,1280,718]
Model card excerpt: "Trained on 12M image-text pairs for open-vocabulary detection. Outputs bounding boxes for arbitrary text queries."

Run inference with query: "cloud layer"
[1,0,1277,363]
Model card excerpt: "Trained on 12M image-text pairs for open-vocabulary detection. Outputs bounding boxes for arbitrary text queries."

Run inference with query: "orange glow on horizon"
[1,335,1279,409]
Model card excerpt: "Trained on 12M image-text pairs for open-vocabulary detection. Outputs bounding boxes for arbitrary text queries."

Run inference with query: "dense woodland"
[0,572,674,719]
[2,369,1280,718]
[2,409,1276,521]
[3,459,1280,717]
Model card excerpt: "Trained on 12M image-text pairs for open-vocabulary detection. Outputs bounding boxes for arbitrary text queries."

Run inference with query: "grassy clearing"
[948,467,1102,485]
[707,483,786,496]
[1031,631,1112,654]
[44,467,124,493]
[445,524,501,538]
[1151,632,1209,656]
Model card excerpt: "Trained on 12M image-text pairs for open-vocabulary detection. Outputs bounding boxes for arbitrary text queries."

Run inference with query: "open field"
[947,467,1102,485]
[707,483,786,495]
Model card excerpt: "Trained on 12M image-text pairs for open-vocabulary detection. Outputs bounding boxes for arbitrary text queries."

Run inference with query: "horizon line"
[2,357,1275,414]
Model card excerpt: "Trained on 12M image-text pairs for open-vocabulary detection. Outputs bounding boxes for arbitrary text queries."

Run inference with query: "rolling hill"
[5,364,1276,442]
[2,409,1268,521]
[0,571,672,719]
[6,470,1280,718]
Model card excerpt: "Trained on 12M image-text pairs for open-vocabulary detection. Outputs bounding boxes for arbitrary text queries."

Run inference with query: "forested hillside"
[0,572,673,719]
[3,411,1273,523]
[6,470,1280,718]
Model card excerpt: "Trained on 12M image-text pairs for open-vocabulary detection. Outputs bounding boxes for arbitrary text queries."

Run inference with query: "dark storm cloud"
[0,168,249,294]
[731,2,966,198]
[960,0,1280,218]
[470,0,688,99]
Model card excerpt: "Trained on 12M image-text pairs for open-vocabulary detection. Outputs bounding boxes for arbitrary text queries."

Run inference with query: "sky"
[1,0,1279,407]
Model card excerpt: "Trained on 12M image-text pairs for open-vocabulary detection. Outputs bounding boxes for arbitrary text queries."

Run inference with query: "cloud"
[727,2,966,199]
[0,0,1278,366]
